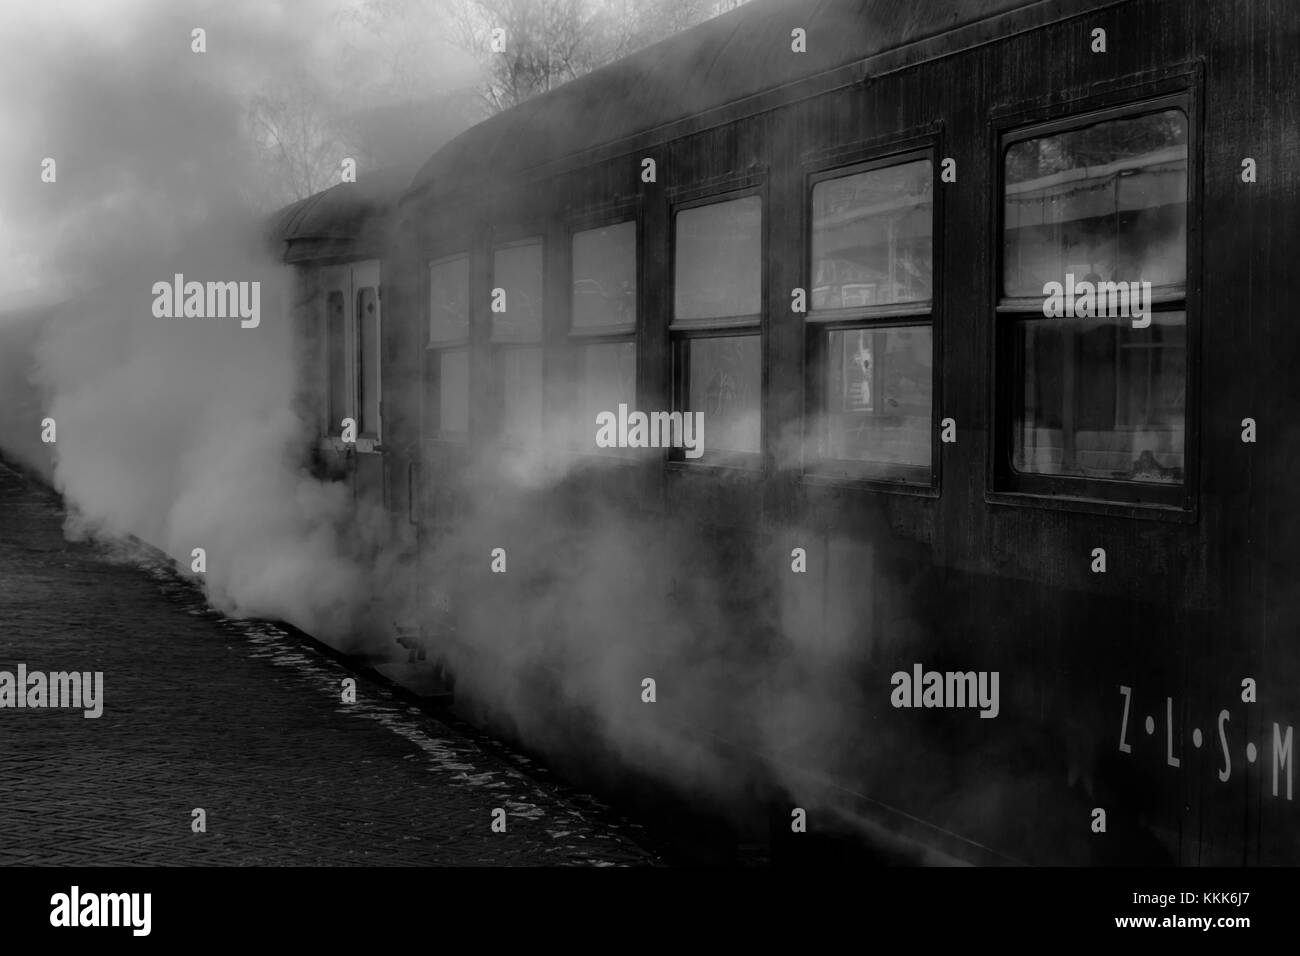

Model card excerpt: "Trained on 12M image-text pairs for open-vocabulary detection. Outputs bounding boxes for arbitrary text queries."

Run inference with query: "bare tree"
[447,0,751,115]
[246,72,366,206]
[444,0,595,113]
[336,0,468,105]
[244,0,751,203]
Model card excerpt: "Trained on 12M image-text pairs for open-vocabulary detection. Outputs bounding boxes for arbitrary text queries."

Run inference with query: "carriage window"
[999,104,1189,498]
[1003,109,1187,298]
[807,156,934,483]
[357,286,380,438]
[499,346,543,445]
[824,327,932,467]
[492,239,543,343]
[811,159,932,310]
[672,195,762,465]
[674,196,761,321]
[429,255,469,344]
[437,348,469,437]
[685,334,762,455]
[1013,313,1185,482]
[325,289,348,435]
[577,341,636,454]
[573,222,636,331]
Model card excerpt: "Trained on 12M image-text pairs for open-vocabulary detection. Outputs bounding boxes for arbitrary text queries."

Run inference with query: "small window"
[573,221,636,332]
[492,239,543,343]
[325,289,348,434]
[823,327,932,468]
[499,346,543,445]
[811,160,933,310]
[429,255,469,345]
[997,103,1190,501]
[807,155,934,483]
[577,340,636,455]
[674,196,761,322]
[672,195,763,466]
[437,348,469,438]
[357,286,380,438]
[683,334,762,455]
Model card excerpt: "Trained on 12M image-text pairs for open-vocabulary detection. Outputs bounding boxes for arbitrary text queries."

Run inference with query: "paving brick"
[0,462,658,866]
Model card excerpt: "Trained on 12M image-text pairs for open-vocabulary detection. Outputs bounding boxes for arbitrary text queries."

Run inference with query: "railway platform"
[0,460,658,866]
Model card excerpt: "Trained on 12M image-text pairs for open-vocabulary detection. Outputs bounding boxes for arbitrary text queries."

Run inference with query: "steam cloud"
[0,0,945,851]
[0,0,414,641]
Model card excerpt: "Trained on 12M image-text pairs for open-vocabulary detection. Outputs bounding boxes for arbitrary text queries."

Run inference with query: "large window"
[493,238,544,445]
[672,195,763,464]
[807,155,934,482]
[428,254,470,440]
[998,102,1189,499]
[572,220,636,455]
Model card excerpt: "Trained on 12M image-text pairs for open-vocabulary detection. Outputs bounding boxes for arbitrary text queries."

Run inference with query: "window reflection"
[1014,311,1185,483]
[686,335,761,456]
[579,341,636,454]
[811,160,933,310]
[499,346,543,444]
[493,241,543,342]
[573,222,636,330]
[825,327,931,468]
[429,255,469,344]
[1004,109,1188,297]
[438,348,468,437]
[674,197,762,320]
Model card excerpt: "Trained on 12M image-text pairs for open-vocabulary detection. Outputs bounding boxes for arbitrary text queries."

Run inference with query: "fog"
[0,0,469,640]
[0,0,933,851]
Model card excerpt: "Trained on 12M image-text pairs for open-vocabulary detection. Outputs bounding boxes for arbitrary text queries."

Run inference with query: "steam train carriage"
[294,0,1299,864]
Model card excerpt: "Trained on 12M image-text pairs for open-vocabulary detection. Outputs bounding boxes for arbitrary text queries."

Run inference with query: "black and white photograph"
[0,0,1293,938]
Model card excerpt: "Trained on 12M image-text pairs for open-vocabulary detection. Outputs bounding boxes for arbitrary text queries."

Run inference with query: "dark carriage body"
[373,0,1300,864]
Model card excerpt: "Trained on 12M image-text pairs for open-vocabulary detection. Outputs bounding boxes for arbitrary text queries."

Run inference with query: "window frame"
[801,140,941,492]
[667,180,767,469]
[568,202,642,460]
[988,76,1201,519]
[426,250,472,443]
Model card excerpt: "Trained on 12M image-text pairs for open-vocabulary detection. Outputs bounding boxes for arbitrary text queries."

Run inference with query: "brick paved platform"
[0,460,659,866]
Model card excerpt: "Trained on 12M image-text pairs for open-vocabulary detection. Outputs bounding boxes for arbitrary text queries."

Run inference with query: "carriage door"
[320,261,383,500]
